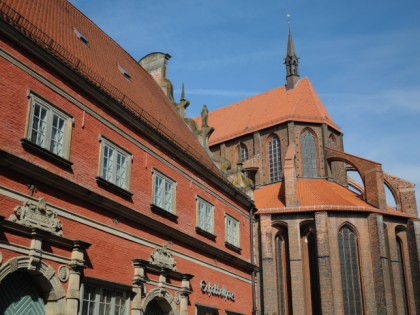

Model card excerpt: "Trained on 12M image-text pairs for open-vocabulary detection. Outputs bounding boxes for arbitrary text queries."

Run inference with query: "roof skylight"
[118,65,131,81]
[73,28,89,46]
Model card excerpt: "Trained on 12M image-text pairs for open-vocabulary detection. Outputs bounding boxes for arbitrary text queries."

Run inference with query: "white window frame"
[99,137,132,190]
[196,196,214,234]
[79,283,129,315]
[152,169,176,213]
[26,93,73,159]
[225,214,240,248]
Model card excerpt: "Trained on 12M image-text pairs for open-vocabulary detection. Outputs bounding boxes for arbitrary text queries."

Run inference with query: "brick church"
[0,1,419,315]
[202,25,420,314]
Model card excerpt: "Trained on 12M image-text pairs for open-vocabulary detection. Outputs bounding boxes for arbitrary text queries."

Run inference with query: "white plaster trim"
[0,186,252,284]
[0,48,249,220]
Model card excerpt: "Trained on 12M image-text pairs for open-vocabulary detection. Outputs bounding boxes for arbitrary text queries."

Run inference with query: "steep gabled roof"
[1,0,217,172]
[196,77,340,146]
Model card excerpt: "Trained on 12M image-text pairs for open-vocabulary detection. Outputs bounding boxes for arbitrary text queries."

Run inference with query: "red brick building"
[0,1,256,314]
[204,28,420,314]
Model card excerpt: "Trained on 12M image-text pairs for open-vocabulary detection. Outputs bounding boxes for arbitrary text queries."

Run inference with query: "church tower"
[284,21,300,90]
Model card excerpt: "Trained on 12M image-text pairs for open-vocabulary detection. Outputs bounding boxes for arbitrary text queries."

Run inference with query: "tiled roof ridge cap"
[304,78,328,119]
[0,1,251,198]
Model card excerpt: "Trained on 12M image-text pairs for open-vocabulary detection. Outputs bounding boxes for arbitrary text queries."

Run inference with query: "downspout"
[249,203,257,315]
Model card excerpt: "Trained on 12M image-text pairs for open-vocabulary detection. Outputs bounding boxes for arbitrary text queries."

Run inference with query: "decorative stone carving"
[58,265,70,282]
[149,245,176,271]
[9,198,63,236]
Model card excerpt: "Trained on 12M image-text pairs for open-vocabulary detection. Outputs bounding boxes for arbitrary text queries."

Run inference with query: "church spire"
[284,14,300,90]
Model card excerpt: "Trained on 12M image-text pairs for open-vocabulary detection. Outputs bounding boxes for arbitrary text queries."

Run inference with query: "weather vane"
[287,13,291,26]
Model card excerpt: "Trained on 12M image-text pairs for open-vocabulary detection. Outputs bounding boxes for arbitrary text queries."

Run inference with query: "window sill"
[21,139,73,169]
[225,242,241,253]
[196,227,216,241]
[96,176,133,200]
[150,204,178,222]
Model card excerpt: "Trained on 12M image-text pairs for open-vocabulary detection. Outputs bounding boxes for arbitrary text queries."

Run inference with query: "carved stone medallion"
[149,245,176,271]
[58,265,70,282]
[9,198,63,236]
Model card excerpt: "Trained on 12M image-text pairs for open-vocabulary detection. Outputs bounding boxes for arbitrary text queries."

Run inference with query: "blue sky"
[70,0,420,207]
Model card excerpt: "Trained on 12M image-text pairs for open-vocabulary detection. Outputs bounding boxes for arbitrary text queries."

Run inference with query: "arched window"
[396,235,409,315]
[301,130,317,177]
[268,136,282,182]
[338,226,363,314]
[301,227,321,315]
[239,143,248,161]
[275,233,292,315]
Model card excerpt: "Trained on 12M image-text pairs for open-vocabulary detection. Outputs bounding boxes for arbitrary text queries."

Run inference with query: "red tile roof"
[1,0,217,172]
[254,179,414,218]
[195,78,340,146]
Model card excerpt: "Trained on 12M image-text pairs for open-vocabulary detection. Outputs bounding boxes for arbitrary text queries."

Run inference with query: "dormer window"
[73,28,89,46]
[118,65,131,81]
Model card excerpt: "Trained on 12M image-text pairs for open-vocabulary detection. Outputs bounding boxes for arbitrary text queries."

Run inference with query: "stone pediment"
[9,198,63,236]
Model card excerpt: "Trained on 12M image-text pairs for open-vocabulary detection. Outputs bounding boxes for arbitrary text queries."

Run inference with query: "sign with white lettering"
[200,280,235,302]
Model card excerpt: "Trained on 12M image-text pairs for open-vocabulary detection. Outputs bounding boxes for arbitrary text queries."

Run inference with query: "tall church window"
[301,130,318,177]
[396,236,409,315]
[338,225,363,315]
[268,135,282,182]
[301,226,321,315]
[275,232,291,315]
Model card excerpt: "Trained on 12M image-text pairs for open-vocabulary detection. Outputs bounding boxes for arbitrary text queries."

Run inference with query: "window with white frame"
[197,197,214,234]
[26,93,72,159]
[226,214,240,247]
[80,283,129,315]
[99,137,131,190]
[152,170,176,213]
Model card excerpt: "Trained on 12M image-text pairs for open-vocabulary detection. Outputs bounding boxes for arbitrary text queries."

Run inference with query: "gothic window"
[275,232,291,315]
[239,143,248,161]
[338,226,363,315]
[396,236,409,315]
[301,226,321,315]
[268,135,282,182]
[301,129,318,177]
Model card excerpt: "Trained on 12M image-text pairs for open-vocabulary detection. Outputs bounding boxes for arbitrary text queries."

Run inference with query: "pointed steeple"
[284,15,300,90]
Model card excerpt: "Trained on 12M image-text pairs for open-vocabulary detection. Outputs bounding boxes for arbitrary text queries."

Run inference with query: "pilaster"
[367,214,392,314]
[287,220,305,314]
[314,212,335,314]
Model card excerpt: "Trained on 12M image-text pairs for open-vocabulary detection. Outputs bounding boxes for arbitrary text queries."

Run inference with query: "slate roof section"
[196,77,340,146]
[254,179,411,217]
[0,0,218,173]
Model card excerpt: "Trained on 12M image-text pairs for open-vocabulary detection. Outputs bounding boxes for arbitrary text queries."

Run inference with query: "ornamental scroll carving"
[149,245,176,271]
[9,198,63,236]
